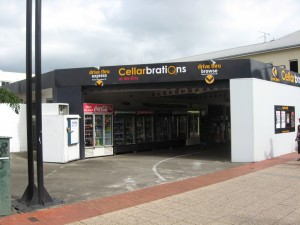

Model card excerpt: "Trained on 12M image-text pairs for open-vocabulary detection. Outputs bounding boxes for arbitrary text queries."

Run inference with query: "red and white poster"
[83,103,113,114]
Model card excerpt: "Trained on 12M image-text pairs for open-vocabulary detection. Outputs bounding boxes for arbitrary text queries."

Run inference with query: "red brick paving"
[0,152,297,225]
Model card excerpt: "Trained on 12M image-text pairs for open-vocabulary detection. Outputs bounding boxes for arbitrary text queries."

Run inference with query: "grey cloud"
[0,0,300,73]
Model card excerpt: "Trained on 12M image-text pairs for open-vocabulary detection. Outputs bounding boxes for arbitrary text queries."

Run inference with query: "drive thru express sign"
[54,59,300,88]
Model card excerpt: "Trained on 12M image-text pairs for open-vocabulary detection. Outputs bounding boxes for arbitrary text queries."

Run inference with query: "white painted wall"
[0,103,71,153]
[0,104,27,152]
[231,78,300,162]
[230,79,255,162]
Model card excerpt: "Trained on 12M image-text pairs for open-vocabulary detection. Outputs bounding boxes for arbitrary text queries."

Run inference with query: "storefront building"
[8,58,300,162]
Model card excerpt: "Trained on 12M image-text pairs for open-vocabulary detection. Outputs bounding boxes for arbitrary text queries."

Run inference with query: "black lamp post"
[35,0,53,205]
[20,0,53,208]
[21,0,38,206]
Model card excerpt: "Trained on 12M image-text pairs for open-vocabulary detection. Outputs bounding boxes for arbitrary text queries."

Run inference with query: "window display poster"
[275,111,280,129]
[281,111,286,128]
[274,105,295,134]
[68,118,79,145]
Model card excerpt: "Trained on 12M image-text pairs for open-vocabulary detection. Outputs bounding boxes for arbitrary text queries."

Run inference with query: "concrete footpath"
[1,152,300,225]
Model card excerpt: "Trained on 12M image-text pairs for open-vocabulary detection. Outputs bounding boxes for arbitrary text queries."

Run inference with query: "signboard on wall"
[269,66,300,87]
[55,59,252,87]
[83,103,113,114]
[274,105,295,134]
[68,118,79,145]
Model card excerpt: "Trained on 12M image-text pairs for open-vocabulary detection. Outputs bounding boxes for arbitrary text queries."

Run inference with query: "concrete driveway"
[10,145,244,206]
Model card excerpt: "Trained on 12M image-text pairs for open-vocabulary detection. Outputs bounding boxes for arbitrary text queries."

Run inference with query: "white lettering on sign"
[84,104,113,113]
[94,105,112,113]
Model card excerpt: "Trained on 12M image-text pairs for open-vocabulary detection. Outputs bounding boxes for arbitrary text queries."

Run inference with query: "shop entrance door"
[94,115,113,147]
[104,115,113,146]
[95,115,103,146]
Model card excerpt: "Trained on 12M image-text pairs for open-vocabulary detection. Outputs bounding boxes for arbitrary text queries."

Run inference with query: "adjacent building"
[171,30,300,73]
[0,70,26,87]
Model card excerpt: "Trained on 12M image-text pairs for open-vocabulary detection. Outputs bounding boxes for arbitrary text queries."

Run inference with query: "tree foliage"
[0,87,21,114]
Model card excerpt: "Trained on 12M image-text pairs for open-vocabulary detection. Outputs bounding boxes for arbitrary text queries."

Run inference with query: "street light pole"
[25,0,34,199]
[35,0,53,205]
[20,0,39,206]
[20,0,53,208]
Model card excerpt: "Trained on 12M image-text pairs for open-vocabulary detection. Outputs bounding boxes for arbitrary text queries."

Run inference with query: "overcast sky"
[1,0,300,73]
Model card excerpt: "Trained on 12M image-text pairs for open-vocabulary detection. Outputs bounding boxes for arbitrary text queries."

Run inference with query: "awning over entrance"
[53,59,300,89]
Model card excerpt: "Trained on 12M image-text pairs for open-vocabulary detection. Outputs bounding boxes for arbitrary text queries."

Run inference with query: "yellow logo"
[205,75,214,84]
[272,67,278,77]
[95,80,104,86]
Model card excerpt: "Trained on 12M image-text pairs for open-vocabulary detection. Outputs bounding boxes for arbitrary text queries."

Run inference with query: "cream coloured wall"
[235,47,300,71]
